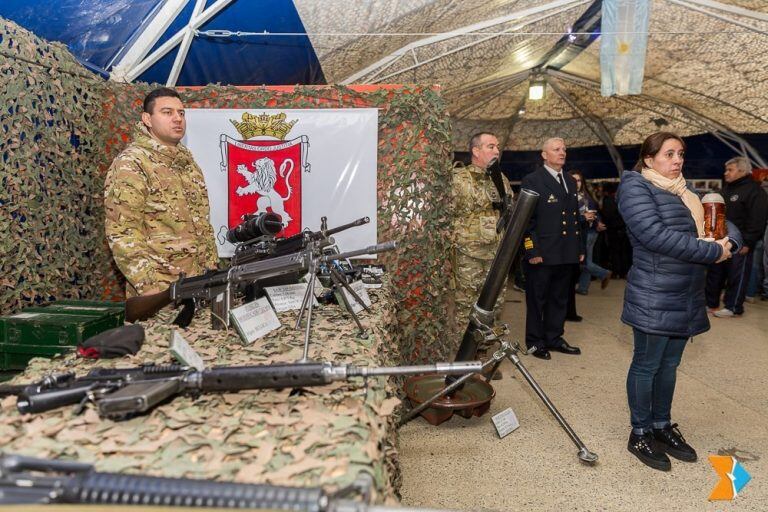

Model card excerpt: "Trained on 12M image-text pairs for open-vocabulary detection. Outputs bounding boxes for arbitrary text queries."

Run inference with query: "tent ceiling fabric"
[1,0,766,154]
[296,0,767,153]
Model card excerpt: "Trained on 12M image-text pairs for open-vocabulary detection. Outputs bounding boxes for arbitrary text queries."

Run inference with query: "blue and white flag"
[600,0,651,96]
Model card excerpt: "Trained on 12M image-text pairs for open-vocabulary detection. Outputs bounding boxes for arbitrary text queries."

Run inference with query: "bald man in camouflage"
[104,87,218,298]
[452,132,512,369]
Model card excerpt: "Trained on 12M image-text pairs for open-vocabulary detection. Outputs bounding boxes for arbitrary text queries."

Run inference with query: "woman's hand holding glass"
[714,237,733,263]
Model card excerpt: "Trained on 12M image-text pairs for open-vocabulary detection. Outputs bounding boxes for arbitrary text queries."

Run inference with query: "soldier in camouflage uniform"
[452,132,512,357]
[104,87,218,297]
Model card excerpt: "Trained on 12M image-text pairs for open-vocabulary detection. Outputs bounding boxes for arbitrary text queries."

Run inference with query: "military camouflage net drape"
[1,18,457,364]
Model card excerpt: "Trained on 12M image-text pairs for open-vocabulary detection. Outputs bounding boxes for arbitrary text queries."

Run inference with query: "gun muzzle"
[324,241,397,261]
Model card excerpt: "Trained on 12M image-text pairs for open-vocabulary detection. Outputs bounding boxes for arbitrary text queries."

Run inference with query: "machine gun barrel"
[322,241,397,262]
[236,216,371,264]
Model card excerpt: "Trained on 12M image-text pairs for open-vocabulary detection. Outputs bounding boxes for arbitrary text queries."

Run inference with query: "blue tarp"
[0,0,326,84]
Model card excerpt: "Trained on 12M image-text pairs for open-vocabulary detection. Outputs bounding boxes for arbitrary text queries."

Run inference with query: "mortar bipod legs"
[502,341,599,464]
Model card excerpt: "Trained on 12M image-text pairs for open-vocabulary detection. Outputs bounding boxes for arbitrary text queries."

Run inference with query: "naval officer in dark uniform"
[521,137,585,359]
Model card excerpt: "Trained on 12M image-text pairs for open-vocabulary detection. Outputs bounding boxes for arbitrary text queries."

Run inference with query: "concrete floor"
[398,281,767,511]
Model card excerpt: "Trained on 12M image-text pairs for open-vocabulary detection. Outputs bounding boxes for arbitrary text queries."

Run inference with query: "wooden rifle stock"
[125,288,172,322]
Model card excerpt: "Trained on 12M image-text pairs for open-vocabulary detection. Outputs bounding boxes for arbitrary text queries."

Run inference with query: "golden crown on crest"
[230,112,297,140]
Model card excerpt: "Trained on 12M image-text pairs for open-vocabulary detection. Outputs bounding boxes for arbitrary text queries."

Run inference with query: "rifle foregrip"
[62,471,324,510]
[199,363,331,391]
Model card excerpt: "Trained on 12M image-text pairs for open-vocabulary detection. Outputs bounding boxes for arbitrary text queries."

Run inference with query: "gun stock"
[125,288,172,322]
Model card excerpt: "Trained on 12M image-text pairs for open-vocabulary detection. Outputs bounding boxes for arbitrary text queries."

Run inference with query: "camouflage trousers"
[454,250,507,351]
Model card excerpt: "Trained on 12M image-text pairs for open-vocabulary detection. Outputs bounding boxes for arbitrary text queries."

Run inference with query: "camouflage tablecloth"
[0,287,403,502]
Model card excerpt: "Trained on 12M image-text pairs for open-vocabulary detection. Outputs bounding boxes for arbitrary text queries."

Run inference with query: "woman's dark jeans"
[626,328,688,434]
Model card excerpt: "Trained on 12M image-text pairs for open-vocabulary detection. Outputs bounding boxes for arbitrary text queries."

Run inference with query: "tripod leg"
[330,273,368,338]
[331,268,371,313]
[299,263,318,362]
[294,273,314,329]
[506,350,598,464]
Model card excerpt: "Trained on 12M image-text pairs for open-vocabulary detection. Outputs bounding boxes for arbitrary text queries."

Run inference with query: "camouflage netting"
[0,17,458,364]
[0,18,124,312]
[0,290,406,501]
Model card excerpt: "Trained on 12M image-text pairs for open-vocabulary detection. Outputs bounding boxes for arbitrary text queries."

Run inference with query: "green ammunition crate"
[0,343,72,371]
[24,300,125,327]
[0,311,118,348]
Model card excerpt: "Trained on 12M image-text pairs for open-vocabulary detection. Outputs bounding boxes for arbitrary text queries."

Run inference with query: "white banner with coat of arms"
[183,109,378,257]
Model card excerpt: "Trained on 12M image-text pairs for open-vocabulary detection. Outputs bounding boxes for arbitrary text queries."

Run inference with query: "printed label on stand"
[170,330,205,371]
[229,297,282,344]
[492,407,520,439]
[265,283,319,312]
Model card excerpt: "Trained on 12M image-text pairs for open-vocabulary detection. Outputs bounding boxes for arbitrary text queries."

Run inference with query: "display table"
[0,287,403,501]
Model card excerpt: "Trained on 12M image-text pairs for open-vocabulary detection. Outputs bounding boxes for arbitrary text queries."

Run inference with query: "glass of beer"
[701,192,726,240]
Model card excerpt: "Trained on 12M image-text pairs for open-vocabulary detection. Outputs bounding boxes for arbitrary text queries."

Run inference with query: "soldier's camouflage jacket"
[104,122,218,297]
[452,163,512,260]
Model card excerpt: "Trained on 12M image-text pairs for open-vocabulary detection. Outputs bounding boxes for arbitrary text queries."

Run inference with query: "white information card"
[491,407,520,439]
[170,330,205,371]
[229,297,281,344]
[339,280,372,314]
[265,283,319,313]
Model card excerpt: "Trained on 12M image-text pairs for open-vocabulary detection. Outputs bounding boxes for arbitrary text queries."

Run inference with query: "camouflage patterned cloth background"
[0,17,458,364]
[0,289,405,501]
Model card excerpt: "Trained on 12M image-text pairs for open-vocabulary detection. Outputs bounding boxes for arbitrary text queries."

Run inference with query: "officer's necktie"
[557,172,567,193]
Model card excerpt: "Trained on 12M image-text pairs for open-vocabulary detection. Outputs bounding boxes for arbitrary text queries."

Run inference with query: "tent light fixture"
[528,78,545,101]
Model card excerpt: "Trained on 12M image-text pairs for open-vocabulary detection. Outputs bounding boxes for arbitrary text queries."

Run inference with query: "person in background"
[571,170,612,295]
[452,132,512,376]
[601,182,632,278]
[762,223,768,300]
[705,156,768,317]
[521,138,584,360]
[744,236,764,302]
[618,131,741,471]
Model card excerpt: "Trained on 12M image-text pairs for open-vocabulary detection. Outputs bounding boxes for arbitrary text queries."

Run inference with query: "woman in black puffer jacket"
[618,132,742,472]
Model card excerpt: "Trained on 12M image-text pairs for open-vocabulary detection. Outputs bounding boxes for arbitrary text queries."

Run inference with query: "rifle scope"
[226,212,283,243]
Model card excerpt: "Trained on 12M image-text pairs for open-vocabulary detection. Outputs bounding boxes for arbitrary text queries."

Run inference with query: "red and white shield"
[220,135,310,238]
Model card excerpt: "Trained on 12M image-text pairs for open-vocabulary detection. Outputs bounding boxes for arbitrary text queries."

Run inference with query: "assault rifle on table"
[0,453,454,511]
[5,360,482,421]
[125,239,395,330]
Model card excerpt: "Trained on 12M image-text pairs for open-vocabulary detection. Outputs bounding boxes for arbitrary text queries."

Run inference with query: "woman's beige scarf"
[641,167,705,237]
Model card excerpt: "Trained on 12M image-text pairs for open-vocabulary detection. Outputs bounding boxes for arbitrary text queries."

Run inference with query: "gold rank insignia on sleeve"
[524,237,534,250]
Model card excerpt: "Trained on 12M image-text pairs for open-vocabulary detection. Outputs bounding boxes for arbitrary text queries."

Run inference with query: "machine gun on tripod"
[125,239,395,332]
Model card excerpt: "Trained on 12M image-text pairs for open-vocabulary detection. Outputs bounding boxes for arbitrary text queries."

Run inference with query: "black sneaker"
[628,432,671,471]
[653,423,697,462]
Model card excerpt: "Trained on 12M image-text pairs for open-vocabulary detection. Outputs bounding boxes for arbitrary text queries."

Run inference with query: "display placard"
[265,283,319,312]
[229,297,281,344]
